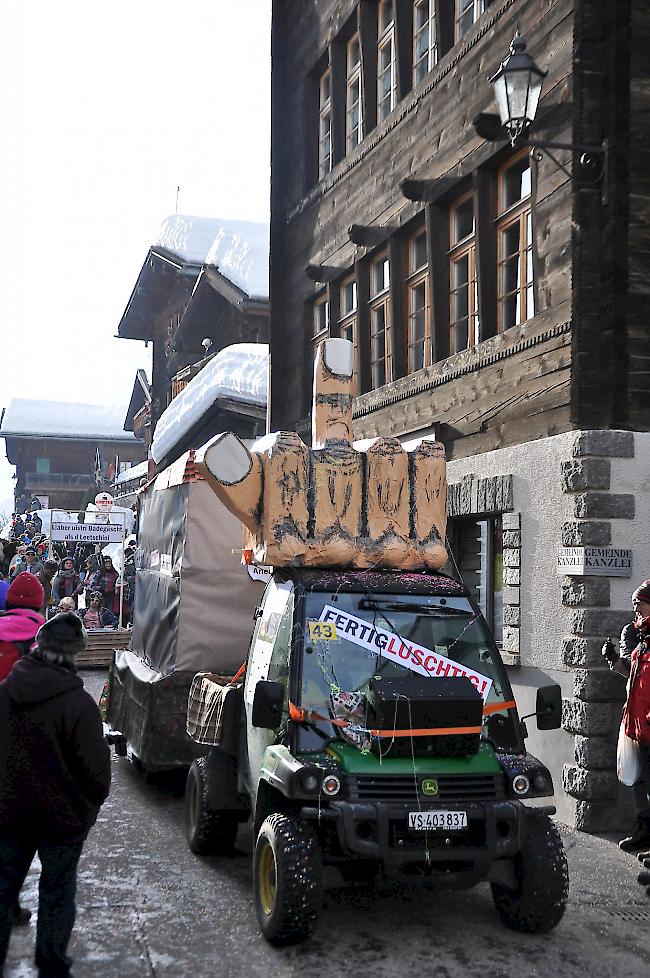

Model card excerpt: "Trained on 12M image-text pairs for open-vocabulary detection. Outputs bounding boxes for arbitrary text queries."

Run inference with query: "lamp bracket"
[527,138,608,206]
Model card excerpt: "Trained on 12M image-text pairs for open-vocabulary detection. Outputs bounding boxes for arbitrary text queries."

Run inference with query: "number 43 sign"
[308,620,338,641]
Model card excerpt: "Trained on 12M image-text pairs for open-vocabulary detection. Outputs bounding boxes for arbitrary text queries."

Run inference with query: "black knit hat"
[633,580,650,604]
[36,613,88,658]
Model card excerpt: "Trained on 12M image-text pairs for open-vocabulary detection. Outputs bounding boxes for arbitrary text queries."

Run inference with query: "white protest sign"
[318,604,492,700]
[50,519,124,544]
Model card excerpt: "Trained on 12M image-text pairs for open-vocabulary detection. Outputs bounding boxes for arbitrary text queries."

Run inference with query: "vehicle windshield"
[296,589,519,753]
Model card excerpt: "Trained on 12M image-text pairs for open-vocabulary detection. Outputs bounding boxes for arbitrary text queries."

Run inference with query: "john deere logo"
[422,779,439,796]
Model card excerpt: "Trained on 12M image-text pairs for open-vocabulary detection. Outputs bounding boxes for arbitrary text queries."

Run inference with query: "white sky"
[0,0,271,516]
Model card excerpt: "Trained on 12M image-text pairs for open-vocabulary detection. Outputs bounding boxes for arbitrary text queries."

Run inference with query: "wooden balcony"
[24,472,95,490]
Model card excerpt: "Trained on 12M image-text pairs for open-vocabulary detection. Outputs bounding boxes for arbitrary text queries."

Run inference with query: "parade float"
[160,338,570,945]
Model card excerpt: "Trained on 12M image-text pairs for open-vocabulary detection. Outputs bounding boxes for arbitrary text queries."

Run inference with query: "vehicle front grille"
[344,772,506,804]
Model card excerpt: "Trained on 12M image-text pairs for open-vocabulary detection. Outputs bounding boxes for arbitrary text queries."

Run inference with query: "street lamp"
[489,33,547,147]
[473,32,608,204]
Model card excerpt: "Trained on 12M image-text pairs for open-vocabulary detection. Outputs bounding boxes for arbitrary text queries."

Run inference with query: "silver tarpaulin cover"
[131,477,263,677]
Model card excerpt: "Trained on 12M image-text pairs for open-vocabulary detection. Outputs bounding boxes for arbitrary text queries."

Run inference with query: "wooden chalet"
[0,400,144,511]
[117,215,270,437]
[269,0,650,832]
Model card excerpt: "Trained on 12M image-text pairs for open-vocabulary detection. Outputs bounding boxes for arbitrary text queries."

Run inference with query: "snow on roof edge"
[151,343,268,464]
[1,399,138,442]
[155,215,269,299]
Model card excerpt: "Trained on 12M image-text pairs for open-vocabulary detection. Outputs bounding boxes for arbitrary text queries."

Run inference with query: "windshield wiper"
[359,599,472,617]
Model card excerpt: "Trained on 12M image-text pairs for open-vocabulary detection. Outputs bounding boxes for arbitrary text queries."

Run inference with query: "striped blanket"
[186,672,240,745]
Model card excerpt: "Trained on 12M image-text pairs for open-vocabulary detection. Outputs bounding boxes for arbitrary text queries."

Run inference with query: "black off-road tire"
[185,757,238,856]
[491,814,569,933]
[253,813,323,945]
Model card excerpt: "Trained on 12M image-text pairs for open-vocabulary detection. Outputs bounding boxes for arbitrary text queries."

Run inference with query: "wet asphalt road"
[5,670,650,978]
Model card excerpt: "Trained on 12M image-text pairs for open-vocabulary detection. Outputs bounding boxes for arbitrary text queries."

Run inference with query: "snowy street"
[3,671,649,978]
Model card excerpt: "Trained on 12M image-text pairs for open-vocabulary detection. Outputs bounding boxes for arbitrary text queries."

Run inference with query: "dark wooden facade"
[4,435,144,511]
[269,0,648,457]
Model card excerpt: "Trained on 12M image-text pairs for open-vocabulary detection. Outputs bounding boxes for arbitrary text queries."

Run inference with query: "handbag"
[616,719,642,786]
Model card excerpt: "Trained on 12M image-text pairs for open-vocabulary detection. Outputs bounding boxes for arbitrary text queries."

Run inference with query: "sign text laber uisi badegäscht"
[50,520,124,544]
[318,604,492,700]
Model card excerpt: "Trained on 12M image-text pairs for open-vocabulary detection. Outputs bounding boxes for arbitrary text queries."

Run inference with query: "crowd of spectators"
[0,515,136,628]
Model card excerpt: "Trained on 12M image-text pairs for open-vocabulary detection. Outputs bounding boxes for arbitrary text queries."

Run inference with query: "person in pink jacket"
[0,574,45,682]
[0,571,45,927]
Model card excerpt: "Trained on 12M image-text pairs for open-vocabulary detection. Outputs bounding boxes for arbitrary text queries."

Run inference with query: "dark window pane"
[341,280,357,315]
[452,254,469,290]
[453,287,469,322]
[372,258,389,295]
[502,253,521,298]
[412,232,427,270]
[314,300,328,335]
[458,8,474,38]
[372,305,386,345]
[451,319,469,353]
[411,284,426,337]
[452,199,474,244]
[411,341,425,372]
[379,0,394,33]
[415,0,429,32]
[502,222,521,259]
[321,72,331,105]
[501,293,518,330]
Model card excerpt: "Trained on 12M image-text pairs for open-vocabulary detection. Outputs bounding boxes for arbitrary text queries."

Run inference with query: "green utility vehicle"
[184,567,568,945]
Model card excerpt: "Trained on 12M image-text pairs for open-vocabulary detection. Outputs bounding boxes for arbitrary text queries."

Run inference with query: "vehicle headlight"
[322,774,341,796]
[512,774,531,796]
[295,767,323,796]
[533,772,550,792]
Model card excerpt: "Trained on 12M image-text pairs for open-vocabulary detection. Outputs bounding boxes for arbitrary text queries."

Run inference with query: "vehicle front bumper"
[300,799,537,866]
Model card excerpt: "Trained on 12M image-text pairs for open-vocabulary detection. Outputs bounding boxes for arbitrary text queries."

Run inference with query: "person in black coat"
[0,613,111,978]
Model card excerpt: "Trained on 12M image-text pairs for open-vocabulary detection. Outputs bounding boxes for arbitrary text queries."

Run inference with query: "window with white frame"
[413,0,437,85]
[369,254,392,388]
[346,34,363,153]
[319,68,333,180]
[449,192,479,354]
[497,153,533,331]
[455,0,486,41]
[407,228,431,373]
[377,1,396,123]
[339,276,359,393]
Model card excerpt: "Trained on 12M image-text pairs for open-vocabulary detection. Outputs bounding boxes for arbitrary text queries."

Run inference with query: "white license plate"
[408,810,468,831]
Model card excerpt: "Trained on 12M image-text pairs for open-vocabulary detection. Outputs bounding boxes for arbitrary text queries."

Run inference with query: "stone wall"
[560,431,635,832]
[445,429,650,830]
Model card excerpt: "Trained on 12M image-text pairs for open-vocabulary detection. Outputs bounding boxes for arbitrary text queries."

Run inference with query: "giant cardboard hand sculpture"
[195,339,447,570]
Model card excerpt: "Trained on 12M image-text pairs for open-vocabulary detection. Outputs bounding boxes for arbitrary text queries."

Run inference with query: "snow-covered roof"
[155,215,269,299]
[115,459,149,485]
[151,343,268,464]
[1,400,138,442]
